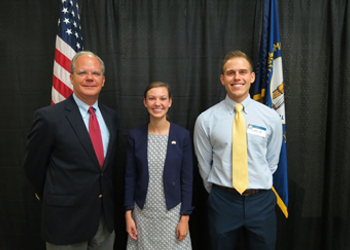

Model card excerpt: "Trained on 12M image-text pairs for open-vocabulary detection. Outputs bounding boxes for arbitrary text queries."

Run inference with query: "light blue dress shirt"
[73,94,110,157]
[194,95,282,193]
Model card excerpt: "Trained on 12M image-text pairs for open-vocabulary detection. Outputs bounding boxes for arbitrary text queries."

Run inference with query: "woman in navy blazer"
[124,82,194,249]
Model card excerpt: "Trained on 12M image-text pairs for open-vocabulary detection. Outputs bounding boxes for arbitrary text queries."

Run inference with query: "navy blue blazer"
[124,122,194,215]
[23,95,119,245]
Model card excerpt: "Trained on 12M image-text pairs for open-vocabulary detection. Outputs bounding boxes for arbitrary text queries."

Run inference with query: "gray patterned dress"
[127,133,192,250]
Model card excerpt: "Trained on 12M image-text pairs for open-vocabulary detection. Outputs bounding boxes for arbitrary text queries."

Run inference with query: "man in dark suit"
[23,51,119,249]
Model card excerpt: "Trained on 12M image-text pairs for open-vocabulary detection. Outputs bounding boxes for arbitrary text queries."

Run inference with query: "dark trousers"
[208,185,277,250]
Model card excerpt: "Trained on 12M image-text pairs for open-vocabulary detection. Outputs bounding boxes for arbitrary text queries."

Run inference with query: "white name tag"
[247,124,267,137]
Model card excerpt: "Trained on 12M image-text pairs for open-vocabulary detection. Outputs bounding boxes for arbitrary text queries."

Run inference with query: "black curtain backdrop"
[0,0,349,249]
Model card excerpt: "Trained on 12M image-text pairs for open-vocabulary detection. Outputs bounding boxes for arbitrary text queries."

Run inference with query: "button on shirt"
[193,95,282,193]
[73,94,110,158]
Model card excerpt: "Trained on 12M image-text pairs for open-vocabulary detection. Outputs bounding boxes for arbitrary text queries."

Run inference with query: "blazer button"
[99,194,103,198]
[35,193,41,201]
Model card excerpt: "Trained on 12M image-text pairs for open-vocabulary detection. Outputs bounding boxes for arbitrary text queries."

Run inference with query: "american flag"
[52,0,83,104]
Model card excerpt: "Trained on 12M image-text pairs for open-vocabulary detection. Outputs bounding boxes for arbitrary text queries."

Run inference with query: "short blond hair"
[222,50,253,73]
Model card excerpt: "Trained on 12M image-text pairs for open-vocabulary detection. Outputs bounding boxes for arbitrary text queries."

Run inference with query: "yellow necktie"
[232,103,249,194]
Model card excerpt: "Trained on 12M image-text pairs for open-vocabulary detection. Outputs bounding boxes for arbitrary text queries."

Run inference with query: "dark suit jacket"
[23,95,119,245]
[124,122,194,215]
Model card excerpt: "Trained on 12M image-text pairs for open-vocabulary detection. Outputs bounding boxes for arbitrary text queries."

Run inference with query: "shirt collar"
[72,93,99,117]
[223,94,252,114]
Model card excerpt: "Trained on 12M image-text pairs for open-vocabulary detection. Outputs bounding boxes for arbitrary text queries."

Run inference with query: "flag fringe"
[272,186,288,218]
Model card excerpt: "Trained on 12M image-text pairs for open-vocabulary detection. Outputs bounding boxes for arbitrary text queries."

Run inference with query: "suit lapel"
[134,124,148,170]
[164,122,173,174]
[65,96,101,169]
[99,104,116,170]
[141,124,148,165]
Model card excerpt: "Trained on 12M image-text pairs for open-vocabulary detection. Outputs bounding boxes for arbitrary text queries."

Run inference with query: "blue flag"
[254,0,288,218]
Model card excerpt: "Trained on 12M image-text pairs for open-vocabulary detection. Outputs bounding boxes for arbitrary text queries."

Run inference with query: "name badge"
[247,124,266,137]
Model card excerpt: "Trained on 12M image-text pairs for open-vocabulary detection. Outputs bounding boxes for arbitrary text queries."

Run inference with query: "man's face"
[220,57,255,103]
[70,54,105,105]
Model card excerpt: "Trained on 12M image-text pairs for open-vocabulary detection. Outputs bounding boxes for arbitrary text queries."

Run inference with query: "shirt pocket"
[247,133,267,147]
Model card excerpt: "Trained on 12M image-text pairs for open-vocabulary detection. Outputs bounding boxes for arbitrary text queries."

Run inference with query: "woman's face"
[143,87,172,120]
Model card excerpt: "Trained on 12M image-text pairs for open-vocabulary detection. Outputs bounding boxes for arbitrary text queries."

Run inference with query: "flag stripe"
[51,87,68,105]
[53,61,73,90]
[53,76,73,99]
[54,48,71,73]
[55,36,77,61]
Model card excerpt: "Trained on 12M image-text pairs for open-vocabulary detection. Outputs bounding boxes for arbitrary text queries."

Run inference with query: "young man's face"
[220,57,255,103]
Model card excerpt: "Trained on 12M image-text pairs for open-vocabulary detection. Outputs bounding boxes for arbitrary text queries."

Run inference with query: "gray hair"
[70,51,105,75]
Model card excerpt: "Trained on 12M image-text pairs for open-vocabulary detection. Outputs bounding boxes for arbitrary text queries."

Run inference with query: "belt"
[215,185,262,196]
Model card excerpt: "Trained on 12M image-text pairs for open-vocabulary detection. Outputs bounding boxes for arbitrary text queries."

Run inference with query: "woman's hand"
[125,210,138,240]
[176,215,189,241]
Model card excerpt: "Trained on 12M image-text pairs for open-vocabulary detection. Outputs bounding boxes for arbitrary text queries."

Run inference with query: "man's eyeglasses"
[75,70,103,77]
